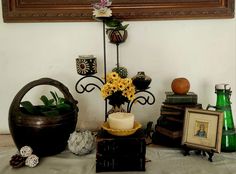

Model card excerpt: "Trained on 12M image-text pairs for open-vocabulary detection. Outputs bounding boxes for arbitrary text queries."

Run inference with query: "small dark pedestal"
[96,129,146,172]
[182,145,215,162]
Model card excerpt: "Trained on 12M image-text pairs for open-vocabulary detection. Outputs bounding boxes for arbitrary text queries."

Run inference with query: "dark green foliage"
[112,67,128,78]
[20,101,39,115]
[107,91,129,107]
[20,91,72,116]
[104,18,129,30]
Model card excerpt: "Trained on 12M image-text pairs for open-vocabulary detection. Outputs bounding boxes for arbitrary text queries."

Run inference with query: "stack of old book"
[152,92,202,146]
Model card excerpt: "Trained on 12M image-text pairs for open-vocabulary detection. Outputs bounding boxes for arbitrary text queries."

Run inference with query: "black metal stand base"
[183,145,215,162]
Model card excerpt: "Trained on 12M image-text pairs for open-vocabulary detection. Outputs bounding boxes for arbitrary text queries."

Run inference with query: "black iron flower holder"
[75,21,156,121]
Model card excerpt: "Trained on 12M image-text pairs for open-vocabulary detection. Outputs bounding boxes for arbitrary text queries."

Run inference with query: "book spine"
[156,126,183,139]
[165,116,183,123]
[96,157,145,172]
[165,93,198,104]
[97,139,146,156]
[165,97,197,104]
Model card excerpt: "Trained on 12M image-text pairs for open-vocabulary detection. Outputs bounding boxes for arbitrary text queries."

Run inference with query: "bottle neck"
[216,90,231,107]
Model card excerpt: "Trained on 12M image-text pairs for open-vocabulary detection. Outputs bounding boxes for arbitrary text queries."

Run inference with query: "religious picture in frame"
[182,108,223,153]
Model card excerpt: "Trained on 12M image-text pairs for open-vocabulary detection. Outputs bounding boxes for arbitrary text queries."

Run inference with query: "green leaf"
[40,95,50,106]
[20,101,36,114]
[122,24,129,30]
[57,103,72,112]
[55,92,59,100]
[105,18,122,28]
[50,91,58,105]
[115,24,129,30]
[21,90,71,116]
[58,97,65,104]
[48,99,54,106]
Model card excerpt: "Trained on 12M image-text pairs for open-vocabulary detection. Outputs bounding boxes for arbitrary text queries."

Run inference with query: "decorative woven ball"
[20,146,33,157]
[25,154,39,168]
[68,130,95,156]
[112,67,128,78]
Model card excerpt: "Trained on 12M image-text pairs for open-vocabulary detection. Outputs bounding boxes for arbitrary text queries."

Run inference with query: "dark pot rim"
[9,107,78,126]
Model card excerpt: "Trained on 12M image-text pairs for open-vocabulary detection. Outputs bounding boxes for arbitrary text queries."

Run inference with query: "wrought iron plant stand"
[75,22,155,121]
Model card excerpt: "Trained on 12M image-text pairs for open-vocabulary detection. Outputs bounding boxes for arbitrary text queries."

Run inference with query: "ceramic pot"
[132,72,152,90]
[9,78,79,157]
[76,55,97,76]
[106,29,128,44]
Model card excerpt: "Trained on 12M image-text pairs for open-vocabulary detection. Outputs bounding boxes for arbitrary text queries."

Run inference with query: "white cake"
[108,112,134,130]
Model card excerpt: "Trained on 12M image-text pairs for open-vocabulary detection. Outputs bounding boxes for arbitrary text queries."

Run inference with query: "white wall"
[0,2,235,133]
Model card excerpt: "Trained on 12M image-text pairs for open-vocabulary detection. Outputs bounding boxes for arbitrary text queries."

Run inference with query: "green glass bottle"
[215,84,236,152]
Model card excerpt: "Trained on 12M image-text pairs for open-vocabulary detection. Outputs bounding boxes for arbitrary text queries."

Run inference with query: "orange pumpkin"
[171,78,190,95]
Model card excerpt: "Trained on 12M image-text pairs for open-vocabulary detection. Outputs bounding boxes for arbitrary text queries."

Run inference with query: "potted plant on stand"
[92,0,129,44]
[9,78,79,157]
[105,18,129,44]
[101,72,135,114]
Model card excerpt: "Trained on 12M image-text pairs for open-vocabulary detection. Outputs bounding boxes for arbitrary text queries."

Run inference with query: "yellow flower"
[116,78,123,84]
[127,93,135,101]
[101,72,136,102]
[106,74,113,83]
[110,72,119,80]
[107,82,113,89]
[101,92,107,98]
[111,84,118,92]
[126,86,135,93]
[122,91,129,98]
[125,85,131,91]
[101,84,108,92]
[130,85,135,90]
[101,87,108,98]
[118,82,126,91]
[123,78,132,85]
[101,93,107,98]
[106,90,112,97]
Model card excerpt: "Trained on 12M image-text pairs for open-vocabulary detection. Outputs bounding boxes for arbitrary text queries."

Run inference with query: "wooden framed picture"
[2,0,235,22]
[182,108,223,153]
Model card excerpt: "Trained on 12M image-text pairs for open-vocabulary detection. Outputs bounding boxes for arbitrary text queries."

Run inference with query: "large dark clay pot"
[9,78,79,157]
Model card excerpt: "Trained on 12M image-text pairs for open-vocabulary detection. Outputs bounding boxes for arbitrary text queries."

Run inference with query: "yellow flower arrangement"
[101,72,135,106]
